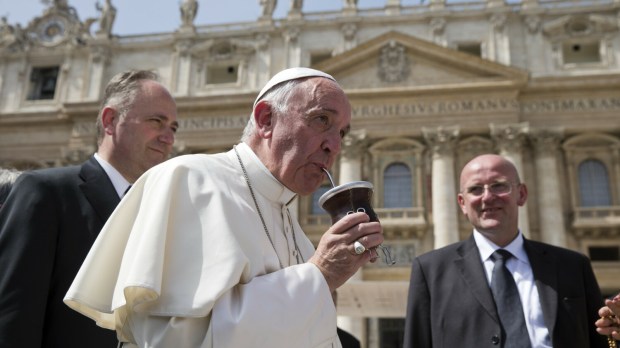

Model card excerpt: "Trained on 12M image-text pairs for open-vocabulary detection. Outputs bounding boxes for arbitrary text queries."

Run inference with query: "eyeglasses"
[463,182,517,197]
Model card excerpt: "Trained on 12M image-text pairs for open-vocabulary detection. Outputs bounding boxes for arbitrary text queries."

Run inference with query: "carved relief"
[377,41,410,83]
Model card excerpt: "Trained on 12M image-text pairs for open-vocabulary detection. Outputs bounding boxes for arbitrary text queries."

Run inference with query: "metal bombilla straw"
[321,168,396,266]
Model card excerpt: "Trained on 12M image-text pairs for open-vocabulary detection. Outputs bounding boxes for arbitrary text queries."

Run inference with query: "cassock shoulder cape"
[65,143,340,347]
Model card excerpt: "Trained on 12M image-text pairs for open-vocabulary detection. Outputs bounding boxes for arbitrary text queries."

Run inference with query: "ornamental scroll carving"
[422,125,460,158]
[490,122,529,154]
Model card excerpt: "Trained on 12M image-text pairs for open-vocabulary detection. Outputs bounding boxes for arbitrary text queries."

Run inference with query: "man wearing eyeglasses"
[403,154,607,348]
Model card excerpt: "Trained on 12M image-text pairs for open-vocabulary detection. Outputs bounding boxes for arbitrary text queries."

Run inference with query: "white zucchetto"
[253,67,336,107]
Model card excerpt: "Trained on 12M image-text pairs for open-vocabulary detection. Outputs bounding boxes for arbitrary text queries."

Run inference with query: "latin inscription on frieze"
[521,97,620,113]
[352,98,520,118]
[171,97,620,131]
[351,97,620,118]
[178,115,249,131]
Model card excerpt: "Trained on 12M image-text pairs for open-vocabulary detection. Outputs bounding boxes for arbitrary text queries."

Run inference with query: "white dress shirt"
[474,230,552,348]
[93,153,131,198]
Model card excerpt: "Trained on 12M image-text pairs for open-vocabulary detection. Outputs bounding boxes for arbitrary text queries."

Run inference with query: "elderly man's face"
[267,78,351,195]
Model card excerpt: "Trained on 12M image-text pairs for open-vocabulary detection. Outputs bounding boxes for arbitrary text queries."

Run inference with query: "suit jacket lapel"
[524,239,558,336]
[79,156,120,227]
[454,235,500,323]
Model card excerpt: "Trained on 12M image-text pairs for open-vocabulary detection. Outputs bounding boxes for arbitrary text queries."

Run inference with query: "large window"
[578,159,611,206]
[27,66,59,100]
[383,163,412,208]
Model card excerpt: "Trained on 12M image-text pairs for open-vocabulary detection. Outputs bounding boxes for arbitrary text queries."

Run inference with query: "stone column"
[339,130,366,184]
[337,130,367,347]
[172,39,193,96]
[423,125,460,249]
[490,122,530,238]
[531,127,566,246]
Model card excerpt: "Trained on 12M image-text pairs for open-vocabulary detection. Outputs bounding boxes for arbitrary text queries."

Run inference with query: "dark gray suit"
[403,235,607,348]
[0,156,118,347]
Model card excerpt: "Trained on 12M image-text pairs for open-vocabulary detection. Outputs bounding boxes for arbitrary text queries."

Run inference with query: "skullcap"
[254,67,336,107]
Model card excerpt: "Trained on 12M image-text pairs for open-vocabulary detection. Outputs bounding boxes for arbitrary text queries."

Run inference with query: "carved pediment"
[313,31,528,91]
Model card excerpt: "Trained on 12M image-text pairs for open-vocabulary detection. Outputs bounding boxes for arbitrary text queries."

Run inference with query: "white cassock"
[64,143,341,348]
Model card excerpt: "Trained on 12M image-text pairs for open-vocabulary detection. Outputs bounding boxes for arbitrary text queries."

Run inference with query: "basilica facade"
[1,0,619,346]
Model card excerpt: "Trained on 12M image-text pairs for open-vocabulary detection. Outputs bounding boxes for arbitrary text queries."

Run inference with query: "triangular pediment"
[313,31,528,92]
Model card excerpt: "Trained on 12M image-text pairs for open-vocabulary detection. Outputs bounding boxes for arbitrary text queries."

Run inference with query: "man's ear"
[254,100,275,139]
[457,193,467,215]
[101,106,118,136]
[516,183,528,207]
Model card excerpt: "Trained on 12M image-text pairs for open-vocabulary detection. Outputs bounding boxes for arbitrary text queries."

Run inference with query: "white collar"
[232,143,297,206]
[473,229,529,265]
[93,153,131,199]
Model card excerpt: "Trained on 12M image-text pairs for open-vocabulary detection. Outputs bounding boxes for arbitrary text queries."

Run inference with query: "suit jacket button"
[491,335,500,345]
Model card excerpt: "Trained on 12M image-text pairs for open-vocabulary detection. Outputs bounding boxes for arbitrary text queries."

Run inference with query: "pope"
[65,67,384,347]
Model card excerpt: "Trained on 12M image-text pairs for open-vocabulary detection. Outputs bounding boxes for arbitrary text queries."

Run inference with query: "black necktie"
[491,249,531,348]
[123,185,132,197]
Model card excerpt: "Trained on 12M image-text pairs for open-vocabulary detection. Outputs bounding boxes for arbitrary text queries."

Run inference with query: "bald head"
[460,154,521,192]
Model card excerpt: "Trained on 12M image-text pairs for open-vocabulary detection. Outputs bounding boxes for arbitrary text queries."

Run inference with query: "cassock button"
[491,335,500,345]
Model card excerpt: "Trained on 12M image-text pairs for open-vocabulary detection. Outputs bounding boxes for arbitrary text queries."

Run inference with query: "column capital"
[422,125,460,157]
[283,26,301,44]
[490,122,528,154]
[341,129,368,160]
[530,127,564,156]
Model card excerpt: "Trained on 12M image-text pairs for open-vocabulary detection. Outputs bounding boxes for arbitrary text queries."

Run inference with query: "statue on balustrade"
[260,0,277,18]
[95,0,116,36]
[180,0,199,27]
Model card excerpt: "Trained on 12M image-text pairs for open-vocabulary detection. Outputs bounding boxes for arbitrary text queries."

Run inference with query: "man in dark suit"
[403,154,607,348]
[0,70,178,347]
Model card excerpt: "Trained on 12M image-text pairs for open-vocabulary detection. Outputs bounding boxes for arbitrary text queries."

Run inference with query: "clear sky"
[0,0,418,36]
